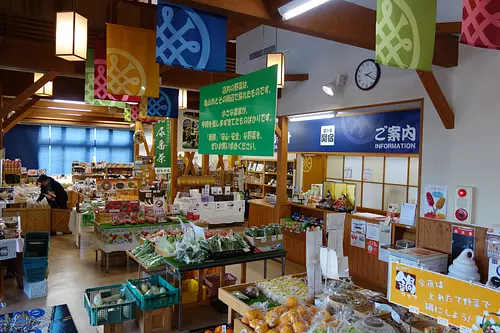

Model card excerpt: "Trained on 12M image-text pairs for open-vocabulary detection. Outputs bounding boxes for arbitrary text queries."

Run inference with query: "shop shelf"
[84,283,136,326]
[126,275,179,311]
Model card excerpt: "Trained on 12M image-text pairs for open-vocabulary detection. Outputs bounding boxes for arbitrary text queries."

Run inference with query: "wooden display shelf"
[3,207,51,235]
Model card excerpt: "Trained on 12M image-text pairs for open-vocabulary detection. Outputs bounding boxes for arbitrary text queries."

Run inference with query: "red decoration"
[461,0,500,49]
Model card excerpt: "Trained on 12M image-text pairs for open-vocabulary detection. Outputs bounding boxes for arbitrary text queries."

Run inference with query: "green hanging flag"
[84,49,127,108]
[376,0,437,72]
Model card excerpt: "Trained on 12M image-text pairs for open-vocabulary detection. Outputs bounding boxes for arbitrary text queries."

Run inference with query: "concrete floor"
[0,234,305,332]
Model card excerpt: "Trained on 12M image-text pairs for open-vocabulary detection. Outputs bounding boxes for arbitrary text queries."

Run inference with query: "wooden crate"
[51,209,71,233]
[3,207,51,235]
[135,306,172,333]
[101,322,123,333]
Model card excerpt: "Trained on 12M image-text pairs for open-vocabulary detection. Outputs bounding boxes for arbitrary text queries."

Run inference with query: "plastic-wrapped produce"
[256,276,310,304]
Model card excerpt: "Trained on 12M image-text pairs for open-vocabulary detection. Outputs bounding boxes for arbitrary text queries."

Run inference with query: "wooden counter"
[3,207,51,235]
[248,199,275,227]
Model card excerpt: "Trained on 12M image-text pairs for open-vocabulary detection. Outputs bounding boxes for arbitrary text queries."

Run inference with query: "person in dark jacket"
[37,175,68,209]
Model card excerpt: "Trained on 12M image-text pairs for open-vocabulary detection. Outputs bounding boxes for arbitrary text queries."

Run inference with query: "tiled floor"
[0,234,305,332]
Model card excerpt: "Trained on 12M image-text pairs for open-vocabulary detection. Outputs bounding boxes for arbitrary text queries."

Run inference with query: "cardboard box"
[244,234,283,247]
[24,279,48,299]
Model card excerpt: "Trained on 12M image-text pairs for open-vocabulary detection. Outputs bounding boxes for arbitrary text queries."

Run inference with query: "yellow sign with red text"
[389,262,500,332]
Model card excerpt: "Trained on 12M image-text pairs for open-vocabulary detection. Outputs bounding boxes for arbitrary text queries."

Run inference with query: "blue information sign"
[288,109,420,154]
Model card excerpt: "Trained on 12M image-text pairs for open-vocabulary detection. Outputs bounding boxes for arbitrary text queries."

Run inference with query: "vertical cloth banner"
[147,87,179,118]
[199,65,278,156]
[376,0,437,71]
[154,120,171,173]
[94,40,140,103]
[156,2,227,72]
[85,49,127,108]
[106,23,160,98]
[461,0,500,49]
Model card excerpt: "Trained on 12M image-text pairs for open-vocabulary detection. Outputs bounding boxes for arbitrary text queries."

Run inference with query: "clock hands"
[364,72,375,80]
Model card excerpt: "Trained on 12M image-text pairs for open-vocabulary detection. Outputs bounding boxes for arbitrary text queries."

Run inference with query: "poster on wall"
[178,111,199,152]
[451,225,475,262]
[350,232,366,249]
[389,262,500,331]
[198,65,278,156]
[288,109,420,154]
[153,120,171,174]
[367,240,379,256]
[423,184,448,220]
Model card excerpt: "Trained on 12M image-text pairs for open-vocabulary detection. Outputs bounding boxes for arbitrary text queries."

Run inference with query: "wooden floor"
[0,234,305,332]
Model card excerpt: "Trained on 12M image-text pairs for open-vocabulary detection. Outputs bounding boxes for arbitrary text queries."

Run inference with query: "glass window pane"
[409,158,419,186]
[362,183,383,210]
[349,181,361,208]
[363,156,384,182]
[344,156,362,181]
[326,156,343,179]
[385,157,408,185]
[408,186,418,205]
[384,184,407,210]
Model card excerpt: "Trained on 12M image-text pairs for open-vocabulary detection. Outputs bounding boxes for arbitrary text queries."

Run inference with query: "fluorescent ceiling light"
[47,106,92,112]
[279,0,332,21]
[289,111,337,122]
[61,113,82,117]
[53,99,86,105]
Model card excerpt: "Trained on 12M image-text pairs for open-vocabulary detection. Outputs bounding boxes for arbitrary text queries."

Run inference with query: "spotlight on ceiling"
[322,74,348,97]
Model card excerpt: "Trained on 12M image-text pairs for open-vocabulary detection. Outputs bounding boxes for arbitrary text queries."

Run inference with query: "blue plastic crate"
[84,284,136,326]
[126,275,179,311]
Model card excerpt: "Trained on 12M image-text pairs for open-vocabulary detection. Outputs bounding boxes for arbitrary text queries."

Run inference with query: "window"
[326,154,419,212]
[39,126,133,175]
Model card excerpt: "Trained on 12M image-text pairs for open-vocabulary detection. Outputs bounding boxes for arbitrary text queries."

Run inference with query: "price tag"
[437,318,449,327]
[271,235,277,241]
[460,327,472,333]
[278,235,283,240]
[222,325,226,333]
[261,237,267,243]
[409,306,419,315]
[243,248,250,252]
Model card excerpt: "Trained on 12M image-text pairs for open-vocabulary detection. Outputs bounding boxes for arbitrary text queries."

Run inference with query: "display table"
[0,238,24,307]
[93,222,180,272]
[164,250,288,330]
[125,250,166,278]
[68,208,94,248]
[175,199,245,225]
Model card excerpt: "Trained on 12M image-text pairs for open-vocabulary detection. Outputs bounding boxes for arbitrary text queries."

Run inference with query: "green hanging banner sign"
[153,120,171,174]
[199,65,278,156]
[375,0,437,72]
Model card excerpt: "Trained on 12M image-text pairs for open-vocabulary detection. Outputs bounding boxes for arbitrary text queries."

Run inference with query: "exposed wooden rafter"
[417,71,454,129]
[0,71,59,120]
[3,96,41,133]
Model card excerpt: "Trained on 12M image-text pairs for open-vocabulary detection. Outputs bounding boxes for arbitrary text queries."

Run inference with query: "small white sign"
[366,223,380,241]
[215,202,228,211]
[363,168,373,181]
[460,326,472,333]
[344,167,353,179]
[320,125,335,146]
[437,317,449,327]
[409,306,419,315]
[350,232,365,249]
[351,219,367,234]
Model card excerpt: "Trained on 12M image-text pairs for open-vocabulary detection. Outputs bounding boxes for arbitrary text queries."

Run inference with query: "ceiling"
[345,0,462,22]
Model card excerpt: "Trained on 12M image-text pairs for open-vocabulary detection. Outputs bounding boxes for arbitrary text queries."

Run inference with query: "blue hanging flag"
[156,2,227,72]
[147,87,179,118]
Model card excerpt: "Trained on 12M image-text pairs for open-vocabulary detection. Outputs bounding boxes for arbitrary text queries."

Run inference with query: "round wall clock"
[355,59,381,91]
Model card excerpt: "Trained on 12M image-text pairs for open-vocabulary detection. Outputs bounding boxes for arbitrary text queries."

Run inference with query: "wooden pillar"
[275,116,289,221]
[0,81,3,149]
[202,155,209,176]
[133,121,140,161]
[170,118,178,203]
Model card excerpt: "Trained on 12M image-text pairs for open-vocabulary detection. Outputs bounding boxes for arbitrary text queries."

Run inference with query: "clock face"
[355,59,381,91]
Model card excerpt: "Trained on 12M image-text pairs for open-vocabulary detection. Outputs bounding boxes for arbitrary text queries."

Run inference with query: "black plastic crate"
[23,232,50,260]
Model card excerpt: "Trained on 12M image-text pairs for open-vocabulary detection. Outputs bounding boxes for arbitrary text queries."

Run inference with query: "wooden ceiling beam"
[417,70,454,129]
[0,71,59,120]
[3,96,41,133]
[193,0,271,20]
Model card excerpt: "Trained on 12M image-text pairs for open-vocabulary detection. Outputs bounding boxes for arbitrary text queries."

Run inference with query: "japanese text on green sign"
[154,120,171,173]
[199,65,278,156]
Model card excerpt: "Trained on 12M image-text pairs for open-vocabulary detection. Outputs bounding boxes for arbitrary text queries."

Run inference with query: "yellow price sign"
[389,262,500,332]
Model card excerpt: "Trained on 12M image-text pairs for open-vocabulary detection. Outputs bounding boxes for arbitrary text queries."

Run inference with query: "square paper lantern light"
[34,73,53,97]
[266,53,285,88]
[178,89,187,110]
[56,12,88,61]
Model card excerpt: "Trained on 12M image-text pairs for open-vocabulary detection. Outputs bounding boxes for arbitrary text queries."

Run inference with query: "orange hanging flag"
[106,23,159,98]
